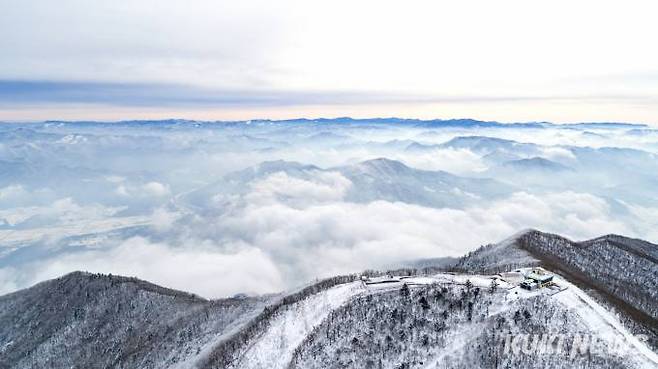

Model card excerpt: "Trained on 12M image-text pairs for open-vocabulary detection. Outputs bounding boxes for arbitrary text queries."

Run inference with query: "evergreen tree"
[465,279,473,292]
[489,279,499,294]
[400,283,410,298]
[418,296,430,310]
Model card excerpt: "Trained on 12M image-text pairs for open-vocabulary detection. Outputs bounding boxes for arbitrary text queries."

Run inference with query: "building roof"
[527,272,553,282]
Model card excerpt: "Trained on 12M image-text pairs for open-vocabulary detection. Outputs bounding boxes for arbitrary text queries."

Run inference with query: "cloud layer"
[0,120,657,297]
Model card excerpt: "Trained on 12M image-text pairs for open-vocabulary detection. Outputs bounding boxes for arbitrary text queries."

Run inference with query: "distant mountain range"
[1,230,656,369]
[1,117,649,129]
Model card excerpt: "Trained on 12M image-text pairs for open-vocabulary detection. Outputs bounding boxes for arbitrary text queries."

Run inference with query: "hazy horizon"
[0,116,654,127]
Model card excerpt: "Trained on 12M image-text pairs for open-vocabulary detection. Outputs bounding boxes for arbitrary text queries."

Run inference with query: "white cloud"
[245,171,351,205]
[115,181,171,198]
[3,168,641,298]
[0,184,28,202]
[142,181,171,197]
[393,148,488,174]
[150,207,179,232]
[115,184,130,197]
[482,192,629,239]
[0,185,58,208]
[625,204,658,241]
[540,146,577,162]
[184,188,636,292]
[0,237,284,298]
[105,175,125,183]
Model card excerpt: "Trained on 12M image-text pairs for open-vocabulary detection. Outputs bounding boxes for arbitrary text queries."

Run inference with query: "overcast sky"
[1,0,657,124]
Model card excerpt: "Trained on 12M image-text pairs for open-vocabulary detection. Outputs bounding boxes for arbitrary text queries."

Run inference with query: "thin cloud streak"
[1,80,655,110]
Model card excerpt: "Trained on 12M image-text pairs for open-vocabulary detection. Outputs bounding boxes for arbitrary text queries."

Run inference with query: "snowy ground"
[552,277,658,368]
[365,272,514,291]
[233,269,658,369]
[234,282,366,369]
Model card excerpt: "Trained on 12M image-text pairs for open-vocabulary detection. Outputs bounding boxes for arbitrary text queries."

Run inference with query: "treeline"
[517,231,658,332]
[288,282,496,369]
[288,282,630,369]
[199,274,358,369]
[0,271,262,369]
[453,238,540,274]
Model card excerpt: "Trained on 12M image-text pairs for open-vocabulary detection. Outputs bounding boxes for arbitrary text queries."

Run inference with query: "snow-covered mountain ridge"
[0,230,656,369]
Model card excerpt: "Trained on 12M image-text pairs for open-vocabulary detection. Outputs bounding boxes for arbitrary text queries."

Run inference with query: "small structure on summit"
[520,269,554,290]
[520,279,538,290]
[363,275,402,285]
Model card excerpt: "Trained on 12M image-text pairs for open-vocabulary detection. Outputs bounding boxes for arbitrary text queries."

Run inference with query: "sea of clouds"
[0,119,657,297]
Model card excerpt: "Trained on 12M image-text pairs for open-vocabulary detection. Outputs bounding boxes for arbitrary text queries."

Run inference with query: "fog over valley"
[1,118,657,298]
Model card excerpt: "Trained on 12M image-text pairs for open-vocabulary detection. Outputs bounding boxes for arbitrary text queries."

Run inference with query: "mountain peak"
[502,157,572,171]
[356,158,411,175]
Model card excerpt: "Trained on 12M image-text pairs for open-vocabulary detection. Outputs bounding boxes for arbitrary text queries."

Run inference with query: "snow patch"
[235,282,365,369]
